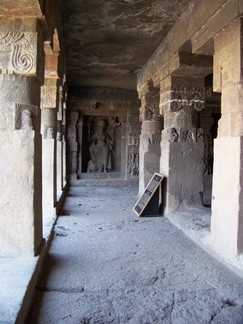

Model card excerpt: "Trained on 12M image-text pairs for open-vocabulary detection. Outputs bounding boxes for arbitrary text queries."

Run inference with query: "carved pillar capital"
[139,83,161,123]
[160,75,205,144]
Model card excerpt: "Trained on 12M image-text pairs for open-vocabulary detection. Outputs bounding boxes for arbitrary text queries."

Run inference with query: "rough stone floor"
[26,186,243,324]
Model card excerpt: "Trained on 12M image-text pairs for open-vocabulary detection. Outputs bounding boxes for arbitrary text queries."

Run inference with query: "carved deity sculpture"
[87,119,113,172]
[21,109,32,130]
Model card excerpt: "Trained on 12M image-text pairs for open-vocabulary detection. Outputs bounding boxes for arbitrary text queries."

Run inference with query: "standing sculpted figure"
[21,110,33,130]
[87,119,113,172]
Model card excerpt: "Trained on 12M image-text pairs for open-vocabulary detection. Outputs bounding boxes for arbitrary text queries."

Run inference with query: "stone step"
[70,178,139,187]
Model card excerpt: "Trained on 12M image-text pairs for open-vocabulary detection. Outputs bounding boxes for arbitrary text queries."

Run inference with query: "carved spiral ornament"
[0,30,35,75]
[11,35,34,74]
[0,31,22,46]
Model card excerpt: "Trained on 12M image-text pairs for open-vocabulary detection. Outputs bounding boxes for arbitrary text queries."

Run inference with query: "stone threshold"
[71,179,139,187]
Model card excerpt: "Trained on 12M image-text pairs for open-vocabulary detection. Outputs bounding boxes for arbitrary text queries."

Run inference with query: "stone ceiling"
[59,0,192,91]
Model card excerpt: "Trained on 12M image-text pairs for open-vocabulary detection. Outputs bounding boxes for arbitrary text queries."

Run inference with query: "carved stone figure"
[127,152,133,175]
[133,153,139,175]
[88,119,113,172]
[127,152,139,176]
[46,127,54,139]
[21,109,32,130]
[167,127,178,142]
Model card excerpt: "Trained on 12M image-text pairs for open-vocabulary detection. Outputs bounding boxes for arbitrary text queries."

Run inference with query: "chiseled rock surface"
[59,0,192,90]
[27,186,243,323]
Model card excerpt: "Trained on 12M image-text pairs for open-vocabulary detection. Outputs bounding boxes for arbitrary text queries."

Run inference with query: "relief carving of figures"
[143,103,159,121]
[131,132,140,146]
[87,119,113,173]
[196,128,204,142]
[133,153,139,175]
[127,152,133,175]
[127,152,139,176]
[167,128,178,142]
[181,130,190,142]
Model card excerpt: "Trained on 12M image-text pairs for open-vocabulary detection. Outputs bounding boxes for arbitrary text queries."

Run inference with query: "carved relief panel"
[0,20,38,76]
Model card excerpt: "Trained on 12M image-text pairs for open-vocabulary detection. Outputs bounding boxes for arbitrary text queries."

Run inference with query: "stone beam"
[138,0,243,91]
[138,52,212,95]
[192,0,239,54]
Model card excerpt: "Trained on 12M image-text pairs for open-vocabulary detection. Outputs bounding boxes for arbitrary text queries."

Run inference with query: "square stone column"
[0,18,44,256]
[41,87,57,219]
[56,85,65,199]
[67,112,79,181]
[138,87,162,195]
[62,101,67,188]
[211,18,243,257]
[160,75,205,211]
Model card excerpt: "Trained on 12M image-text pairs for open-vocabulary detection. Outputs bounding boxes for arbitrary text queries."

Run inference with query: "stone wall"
[67,88,141,180]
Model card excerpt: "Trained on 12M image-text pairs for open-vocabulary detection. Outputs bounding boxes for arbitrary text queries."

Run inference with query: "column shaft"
[211,18,243,256]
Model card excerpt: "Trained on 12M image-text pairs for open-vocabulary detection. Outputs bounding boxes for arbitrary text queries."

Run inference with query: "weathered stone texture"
[0,19,39,76]
[211,18,243,257]
[0,130,42,256]
[59,0,192,90]
[211,137,243,256]
[0,0,42,18]
[138,0,243,91]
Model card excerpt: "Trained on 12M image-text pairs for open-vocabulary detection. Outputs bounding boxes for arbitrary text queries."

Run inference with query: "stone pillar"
[67,112,79,180]
[160,75,205,211]
[0,18,43,256]
[62,100,67,188]
[211,18,243,257]
[77,114,83,177]
[139,87,162,195]
[56,85,64,199]
[41,83,57,218]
